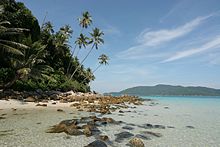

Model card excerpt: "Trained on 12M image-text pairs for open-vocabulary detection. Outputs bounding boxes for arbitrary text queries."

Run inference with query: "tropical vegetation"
[0,0,109,92]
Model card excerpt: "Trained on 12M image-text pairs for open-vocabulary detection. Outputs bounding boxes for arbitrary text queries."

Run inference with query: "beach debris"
[115,131,134,143]
[164,106,169,109]
[85,140,107,147]
[128,137,145,147]
[167,126,175,128]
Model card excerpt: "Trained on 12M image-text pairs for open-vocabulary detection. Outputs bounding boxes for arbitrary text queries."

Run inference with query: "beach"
[1,97,220,147]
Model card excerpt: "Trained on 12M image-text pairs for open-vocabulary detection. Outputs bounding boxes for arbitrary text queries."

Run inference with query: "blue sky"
[18,0,220,93]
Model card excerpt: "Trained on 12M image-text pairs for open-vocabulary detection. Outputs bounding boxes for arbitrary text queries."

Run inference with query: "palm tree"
[0,20,29,57]
[69,28,104,80]
[66,12,92,75]
[79,11,92,29]
[3,42,53,88]
[67,33,89,74]
[81,54,109,83]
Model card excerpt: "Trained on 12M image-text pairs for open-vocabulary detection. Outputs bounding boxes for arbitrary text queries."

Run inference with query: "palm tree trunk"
[69,43,95,80]
[66,44,77,74]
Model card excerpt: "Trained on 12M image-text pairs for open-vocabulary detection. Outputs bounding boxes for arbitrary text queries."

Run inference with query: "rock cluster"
[46,115,121,137]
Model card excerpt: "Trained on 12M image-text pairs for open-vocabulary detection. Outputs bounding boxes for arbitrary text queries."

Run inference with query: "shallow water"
[0,96,220,147]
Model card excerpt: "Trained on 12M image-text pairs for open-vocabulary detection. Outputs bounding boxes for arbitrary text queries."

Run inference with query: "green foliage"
[0,0,108,92]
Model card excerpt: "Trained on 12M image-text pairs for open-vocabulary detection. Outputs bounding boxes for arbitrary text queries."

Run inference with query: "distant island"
[106,84,220,96]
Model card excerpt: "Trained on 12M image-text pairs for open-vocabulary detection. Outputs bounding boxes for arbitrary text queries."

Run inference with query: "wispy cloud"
[117,15,212,60]
[163,36,220,62]
[137,15,212,46]
[103,25,121,36]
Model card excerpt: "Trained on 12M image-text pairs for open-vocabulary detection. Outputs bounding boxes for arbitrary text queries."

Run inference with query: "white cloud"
[103,25,121,36]
[117,15,212,60]
[163,36,220,62]
[137,15,211,46]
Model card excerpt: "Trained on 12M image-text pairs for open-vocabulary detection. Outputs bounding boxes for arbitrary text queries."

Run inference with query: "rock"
[186,126,195,129]
[119,110,124,113]
[167,126,175,128]
[0,116,6,120]
[129,137,145,147]
[66,127,83,136]
[36,104,47,107]
[164,106,169,109]
[138,123,153,129]
[57,109,64,112]
[85,140,107,147]
[154,125,166,129]
[83,126,92,137]
[135,134,151,140]
[122,126,134,130]
[115,131,134,143]
[50,94,59,100]
[142,131,162,137]
[25,97,36,102]
[52,102,56,105]
[99,135,109,141]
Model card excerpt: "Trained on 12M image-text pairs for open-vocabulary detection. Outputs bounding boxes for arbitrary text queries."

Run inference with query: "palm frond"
[0,42,24,56]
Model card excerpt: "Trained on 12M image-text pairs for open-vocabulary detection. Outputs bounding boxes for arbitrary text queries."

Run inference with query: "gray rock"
[186,126,195,129]
[115,131,134,143]
[122,126,134,130]
[85,140,107,147]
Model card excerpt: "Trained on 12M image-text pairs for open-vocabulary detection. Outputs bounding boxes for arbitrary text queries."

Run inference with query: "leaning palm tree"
[72,11,92,56]
[69,28,104,80]
[67,33,89,74]
[81,54,109,83]
[66,11,92,75]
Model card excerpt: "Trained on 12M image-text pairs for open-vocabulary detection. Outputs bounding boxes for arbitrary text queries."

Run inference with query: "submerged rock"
[122,126,134,130]
[135,134,151,140]
[85,140,107,147]
[129,137,145,147]
[186,126,195,129]
[115,131,134,143]
[142,131,162,137]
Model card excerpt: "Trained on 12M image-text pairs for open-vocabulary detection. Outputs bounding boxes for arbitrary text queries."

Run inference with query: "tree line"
[0,0,109,92]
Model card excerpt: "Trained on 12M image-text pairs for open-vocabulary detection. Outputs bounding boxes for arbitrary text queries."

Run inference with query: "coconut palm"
[69,28,104,80]
[79,11,92,29]
[3,42,53,88]
[0,20,29,57]
[82,54,109,83]
[66,11,92,75]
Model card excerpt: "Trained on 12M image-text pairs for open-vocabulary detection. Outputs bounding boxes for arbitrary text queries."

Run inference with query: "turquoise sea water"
[141,95,220,106]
